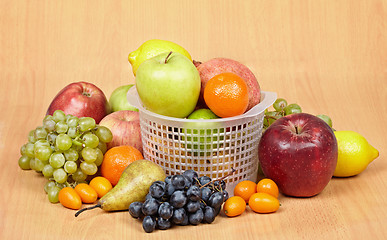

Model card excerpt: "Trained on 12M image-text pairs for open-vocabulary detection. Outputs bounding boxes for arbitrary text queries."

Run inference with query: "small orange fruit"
[203,72,249,118]
[74,183,98,204]
[100,146,143,186]
[89,176,113,198]
[234,180,257,203]
[249,192,280,213]
[223,196,246,217]
[58,187,82,210]
[256,178,279,198]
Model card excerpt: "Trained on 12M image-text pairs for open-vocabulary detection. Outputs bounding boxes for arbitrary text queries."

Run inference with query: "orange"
[223,196,246,217]
[203,72,249,118]
[256,178,279,198]
[233,180,257,203]
[100,146,143,186]
[248,192,280,214]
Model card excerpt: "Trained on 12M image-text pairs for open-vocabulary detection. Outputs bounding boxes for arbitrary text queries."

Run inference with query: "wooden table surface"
[1,1,386,239]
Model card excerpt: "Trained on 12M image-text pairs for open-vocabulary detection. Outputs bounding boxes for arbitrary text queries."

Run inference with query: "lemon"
[333,130,379,177]
[128,39,192,76]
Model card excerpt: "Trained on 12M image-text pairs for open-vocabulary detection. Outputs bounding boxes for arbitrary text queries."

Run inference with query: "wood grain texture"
[1,0,386,239]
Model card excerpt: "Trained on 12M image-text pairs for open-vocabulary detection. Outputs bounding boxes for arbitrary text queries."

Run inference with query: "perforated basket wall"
[127,87,276,194]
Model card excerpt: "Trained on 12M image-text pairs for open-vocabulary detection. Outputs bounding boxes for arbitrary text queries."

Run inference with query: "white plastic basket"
[127,86,276,194]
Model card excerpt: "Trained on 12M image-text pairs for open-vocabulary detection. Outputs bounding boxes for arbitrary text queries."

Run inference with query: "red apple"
[258,113,338,197]
[196,58,261,110]
[99,110,143,153]
[47,82,110,123]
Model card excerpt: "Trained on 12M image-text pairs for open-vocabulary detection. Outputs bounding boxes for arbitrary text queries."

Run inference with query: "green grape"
[28,130,36,143]
[64,161,77,174]
[273,98,288,112]
[66,116,79,128]
[53,168,68,183]
[42,164,54,178]
[34,145,53,161]
[43,115,54,122]
[98,141,107,154]
[79,117,96,132]
[55,133,72,151]
[34,139,50,148]
[64,148,79,161]
[20,143,27,155]
[18,155,31,170]
[25,143,35,158]
[34,159,45,172]
[34,126,48,140]
[49,152,66,168]
[80,162,98,175]
[47,132,58,145]
[67,126,79,138]
[81,147,97,163]
[94,148,104,166]
[264,111,281,128]
[53,110,66,122]
[95,126,113,143]
[43,118,56,132]
[56,182,67,189]
[29,158,36,170]
[284,103,302,115]
[72,168,88,182]
[316,114,333,127]
[65,114,75,121]
[82,132,100,148]
[44,181,56,194]
[55,121,69,134]
[48,186,61,203]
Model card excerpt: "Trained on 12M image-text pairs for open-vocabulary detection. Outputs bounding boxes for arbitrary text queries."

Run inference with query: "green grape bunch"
[263,98,333,130]
[18,110,113,203]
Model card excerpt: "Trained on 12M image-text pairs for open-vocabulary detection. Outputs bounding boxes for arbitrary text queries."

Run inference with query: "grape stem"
[199,167,236,189]
[74,203,101,217]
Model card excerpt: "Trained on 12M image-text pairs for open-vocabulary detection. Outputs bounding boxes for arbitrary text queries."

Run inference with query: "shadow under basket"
[127,86,277,195]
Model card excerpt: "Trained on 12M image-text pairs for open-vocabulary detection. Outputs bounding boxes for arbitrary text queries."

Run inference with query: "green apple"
[109,84,138,112]
[135,52,201,118]
[184,108,224,155]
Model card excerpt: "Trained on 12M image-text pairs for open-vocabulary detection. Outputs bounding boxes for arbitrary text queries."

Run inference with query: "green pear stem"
[75,203,101,217]
[165,51,173,64]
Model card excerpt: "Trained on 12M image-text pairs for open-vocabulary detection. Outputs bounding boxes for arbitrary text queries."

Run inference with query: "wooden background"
[1,0,386,239]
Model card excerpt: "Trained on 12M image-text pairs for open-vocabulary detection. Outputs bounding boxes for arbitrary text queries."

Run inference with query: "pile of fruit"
[16,38,380,234]
[129,170,230,233]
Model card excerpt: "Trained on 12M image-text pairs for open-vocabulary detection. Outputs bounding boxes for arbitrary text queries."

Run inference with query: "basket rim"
[127,86,277,123]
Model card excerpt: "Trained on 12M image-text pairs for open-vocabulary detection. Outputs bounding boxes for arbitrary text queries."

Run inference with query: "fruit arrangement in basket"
[16,39,379,233]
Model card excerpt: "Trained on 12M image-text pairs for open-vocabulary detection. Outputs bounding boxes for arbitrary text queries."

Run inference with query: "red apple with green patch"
[47,82,110,123]
[99,110,143,153]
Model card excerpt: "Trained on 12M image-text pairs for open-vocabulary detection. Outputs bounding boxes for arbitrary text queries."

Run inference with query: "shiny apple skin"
[258,113,338,197]
[99,110,142,153]
[47,82,111,123]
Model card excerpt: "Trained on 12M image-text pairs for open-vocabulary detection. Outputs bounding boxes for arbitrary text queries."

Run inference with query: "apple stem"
[295,126,299,134]
[165,51,173,64]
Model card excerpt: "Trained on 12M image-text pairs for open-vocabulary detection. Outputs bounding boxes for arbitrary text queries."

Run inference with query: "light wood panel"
[1,1,386,239]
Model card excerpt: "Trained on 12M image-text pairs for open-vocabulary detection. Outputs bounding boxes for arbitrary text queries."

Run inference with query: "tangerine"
[233,180,257,203]
[203,72,249,118]
[100,146,143,186]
